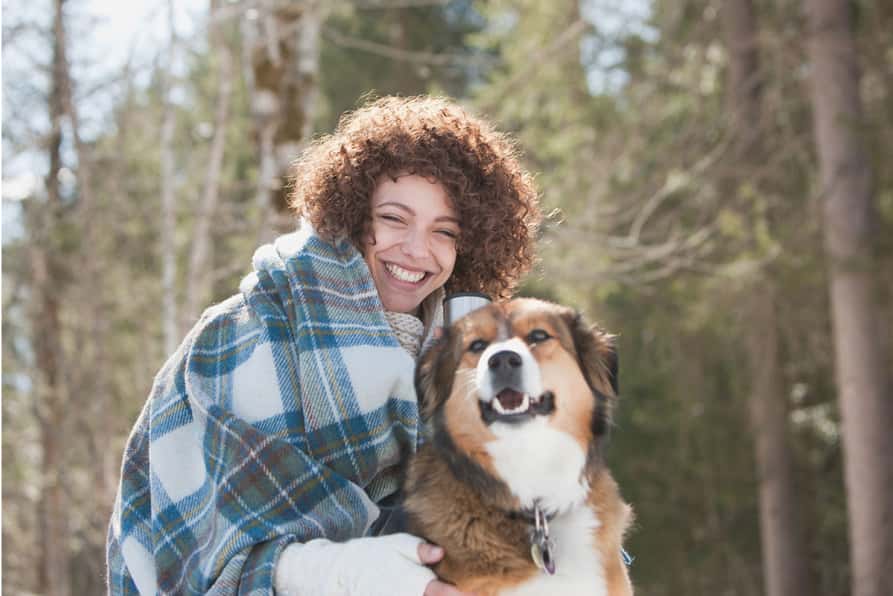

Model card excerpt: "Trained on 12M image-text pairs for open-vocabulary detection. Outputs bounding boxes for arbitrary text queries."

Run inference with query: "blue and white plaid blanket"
[107,227,424,594]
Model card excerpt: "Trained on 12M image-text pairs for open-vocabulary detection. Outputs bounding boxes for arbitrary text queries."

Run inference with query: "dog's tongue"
[496,388,524,410]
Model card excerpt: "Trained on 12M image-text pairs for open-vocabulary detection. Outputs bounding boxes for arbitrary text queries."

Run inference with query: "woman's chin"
[379,285,432,314]
[381,298,423,314]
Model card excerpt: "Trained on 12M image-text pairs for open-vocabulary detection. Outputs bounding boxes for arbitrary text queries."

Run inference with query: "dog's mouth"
[479,388,555,425]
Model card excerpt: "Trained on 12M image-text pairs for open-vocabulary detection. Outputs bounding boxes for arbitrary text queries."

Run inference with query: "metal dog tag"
[531,505,556,575]
[531,536,555,573]
[531,541,546,569]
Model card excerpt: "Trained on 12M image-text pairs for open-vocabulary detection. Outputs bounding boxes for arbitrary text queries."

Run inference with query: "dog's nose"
[488,350,523,371]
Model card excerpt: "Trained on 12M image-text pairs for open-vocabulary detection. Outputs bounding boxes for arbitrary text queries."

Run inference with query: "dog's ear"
[598,328,619,396]
[415,327,463,421]
[564,310,618,436]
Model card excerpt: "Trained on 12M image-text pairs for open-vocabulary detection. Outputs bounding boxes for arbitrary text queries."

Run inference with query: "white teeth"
[493,393,530,415]
[385,263,425,283]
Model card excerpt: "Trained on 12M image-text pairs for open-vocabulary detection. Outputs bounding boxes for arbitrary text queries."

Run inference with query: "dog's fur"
[403,298,633,596]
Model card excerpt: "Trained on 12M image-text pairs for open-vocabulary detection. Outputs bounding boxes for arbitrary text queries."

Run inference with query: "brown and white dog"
[403,298,633,596]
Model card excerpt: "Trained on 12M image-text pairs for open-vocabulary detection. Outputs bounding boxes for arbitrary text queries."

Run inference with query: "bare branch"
[351,0,451,8]
[477,19,589,116]
[320,24,492,67]
[627,135,732,243]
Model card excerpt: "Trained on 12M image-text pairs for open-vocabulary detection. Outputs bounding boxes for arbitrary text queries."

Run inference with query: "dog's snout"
[477,339,540,399]
[488,350,523,371]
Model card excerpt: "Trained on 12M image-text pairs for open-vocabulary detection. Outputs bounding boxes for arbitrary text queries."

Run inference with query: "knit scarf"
[384,311,425,357]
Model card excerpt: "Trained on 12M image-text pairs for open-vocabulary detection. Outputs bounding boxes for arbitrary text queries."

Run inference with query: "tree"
[721,1,813,594]
[159,0,180,353]
[317,0,485,127]
[805,1,893,595]
[183,0,237,328]
[243,1,325,242]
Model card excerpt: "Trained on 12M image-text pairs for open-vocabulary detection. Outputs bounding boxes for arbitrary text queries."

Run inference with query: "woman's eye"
[436,229,458,240]
[380,214,403,223]
[527,329,551,343]
[468,339,489,353]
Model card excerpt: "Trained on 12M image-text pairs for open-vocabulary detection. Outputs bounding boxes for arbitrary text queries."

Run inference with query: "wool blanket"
[107,227,428,594]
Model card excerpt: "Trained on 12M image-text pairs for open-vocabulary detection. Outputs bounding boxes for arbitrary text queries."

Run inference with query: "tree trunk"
[35,3,72,594]
[722,2,814,593]
[248,1,323,241]
[746,288,814,596]
[722,0,761,150]
[183,0,234,328]
[805,1,893,595]
[30,211,70,596]
[55,0,115,536]
[160,0,179,353]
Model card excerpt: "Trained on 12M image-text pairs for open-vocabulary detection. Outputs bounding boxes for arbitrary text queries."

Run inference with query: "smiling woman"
[107,95,541,596]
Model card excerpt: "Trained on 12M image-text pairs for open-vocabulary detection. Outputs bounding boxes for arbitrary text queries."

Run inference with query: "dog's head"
[415,297,618,512]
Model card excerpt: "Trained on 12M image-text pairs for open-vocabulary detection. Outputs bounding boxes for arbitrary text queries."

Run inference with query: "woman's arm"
[107,297,385,594]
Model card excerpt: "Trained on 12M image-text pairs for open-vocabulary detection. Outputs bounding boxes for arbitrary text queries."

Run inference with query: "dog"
[403,298,633,596]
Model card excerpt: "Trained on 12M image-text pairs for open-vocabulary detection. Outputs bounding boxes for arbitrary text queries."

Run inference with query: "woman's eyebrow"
[375,201,414,213]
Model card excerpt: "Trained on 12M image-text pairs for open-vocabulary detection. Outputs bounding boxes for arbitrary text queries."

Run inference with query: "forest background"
[2,0,891,595]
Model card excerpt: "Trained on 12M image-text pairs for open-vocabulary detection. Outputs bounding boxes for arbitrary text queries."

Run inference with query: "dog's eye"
[468,339,489,353]
[527,329,551,344]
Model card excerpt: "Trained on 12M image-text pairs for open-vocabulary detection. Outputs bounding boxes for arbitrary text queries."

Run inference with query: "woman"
[107,96,541,595]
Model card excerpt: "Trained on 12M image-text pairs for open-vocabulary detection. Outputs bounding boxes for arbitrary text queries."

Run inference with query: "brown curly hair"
[288,95,541,300]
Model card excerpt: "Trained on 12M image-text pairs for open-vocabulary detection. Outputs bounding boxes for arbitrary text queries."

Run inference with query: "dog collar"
[529,503,557,575]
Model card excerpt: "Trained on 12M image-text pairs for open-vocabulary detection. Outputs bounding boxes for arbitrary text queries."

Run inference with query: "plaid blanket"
[107,227,426,594]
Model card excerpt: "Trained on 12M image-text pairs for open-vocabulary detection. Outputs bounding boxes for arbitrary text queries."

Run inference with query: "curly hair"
[288,95,541,300]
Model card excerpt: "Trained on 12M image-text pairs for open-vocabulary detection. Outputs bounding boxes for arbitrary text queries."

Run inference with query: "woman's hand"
[275,533,476,596]
[418,543,476,596]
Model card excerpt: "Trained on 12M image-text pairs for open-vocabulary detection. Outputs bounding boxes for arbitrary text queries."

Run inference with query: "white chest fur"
[502,506,606,596]
[483,420,607,595]
[485,417,590,513]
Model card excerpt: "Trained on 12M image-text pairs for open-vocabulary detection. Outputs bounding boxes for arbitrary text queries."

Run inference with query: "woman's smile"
[384,262,427,284]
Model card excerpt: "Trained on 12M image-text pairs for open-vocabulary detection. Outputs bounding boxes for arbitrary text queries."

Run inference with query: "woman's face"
[363,174,460,314]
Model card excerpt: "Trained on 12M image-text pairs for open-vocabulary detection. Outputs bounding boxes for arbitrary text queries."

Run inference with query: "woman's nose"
[401,228,429,258]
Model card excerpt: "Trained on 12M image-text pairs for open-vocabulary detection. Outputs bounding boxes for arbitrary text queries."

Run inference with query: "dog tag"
[530,505,556,575]
[538,535,556,575]
[531,542,546,570]
[531,535,556,575]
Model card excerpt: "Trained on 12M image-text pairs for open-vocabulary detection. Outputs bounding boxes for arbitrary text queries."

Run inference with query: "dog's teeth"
[493,393,530,416]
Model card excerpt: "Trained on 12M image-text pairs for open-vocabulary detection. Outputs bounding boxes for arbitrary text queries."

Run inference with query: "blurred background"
[2,0,891,595]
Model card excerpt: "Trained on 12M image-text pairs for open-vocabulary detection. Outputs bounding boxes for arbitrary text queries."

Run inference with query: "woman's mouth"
[385,262,427,284]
